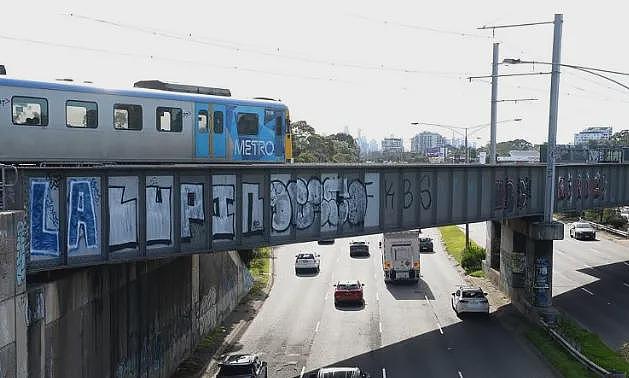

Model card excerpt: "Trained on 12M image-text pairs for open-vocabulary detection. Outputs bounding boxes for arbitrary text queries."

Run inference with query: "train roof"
[0,76,288,110]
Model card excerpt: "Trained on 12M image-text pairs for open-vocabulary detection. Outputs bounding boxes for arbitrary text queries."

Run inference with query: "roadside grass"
[438,226,485,276]
[557,317,629,374]
[248,246,272,297]
[526,326,596,378]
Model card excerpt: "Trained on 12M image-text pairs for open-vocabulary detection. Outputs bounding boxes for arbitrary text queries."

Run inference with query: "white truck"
[381,230,421,283]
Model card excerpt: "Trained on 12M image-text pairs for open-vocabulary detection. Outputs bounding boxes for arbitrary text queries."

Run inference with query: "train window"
[264,110,275,124]
[66,100,98,128]
[114,104,142,130]
[237,113,259,135]
[275,116,282,135]
[213,111,223,134]
[198,110,208,133]
[12,96,48,126]
[156,106,182,132]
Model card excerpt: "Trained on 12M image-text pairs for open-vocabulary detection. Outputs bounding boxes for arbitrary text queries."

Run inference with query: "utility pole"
[465,128,470,249]
[490,43,499,165]
[544,14,563,224]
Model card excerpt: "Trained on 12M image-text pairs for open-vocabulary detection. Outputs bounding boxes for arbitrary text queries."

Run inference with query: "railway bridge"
[1,162,627,376]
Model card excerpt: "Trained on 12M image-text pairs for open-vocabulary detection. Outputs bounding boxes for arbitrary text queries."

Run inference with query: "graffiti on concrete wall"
[556,171,607,201]
[532,255,551,307]
[270,174,379,234]
[495,177,530,211]
[146,176,173,248]
[242,183,264,236]
[16,220,26,286]
[212,175,235,240]
[181,183,205,241]
[109,177,138,252]
[29,177,60,257]
[67,177,101,256]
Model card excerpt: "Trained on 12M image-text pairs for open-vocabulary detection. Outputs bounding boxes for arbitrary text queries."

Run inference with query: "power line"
[64,12,473,79]
[345,13,492,39]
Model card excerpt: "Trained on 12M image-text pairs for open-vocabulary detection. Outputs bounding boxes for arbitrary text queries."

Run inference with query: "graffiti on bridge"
[495,177,531,211]
[270,174,379,233]
[556,171,607,201]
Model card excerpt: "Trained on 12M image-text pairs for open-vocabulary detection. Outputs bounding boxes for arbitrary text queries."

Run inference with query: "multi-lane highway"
[464,222,629,349]
[229,229,554,378]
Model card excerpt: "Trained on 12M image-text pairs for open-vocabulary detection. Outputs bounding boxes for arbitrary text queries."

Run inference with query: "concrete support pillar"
[483,220,501,271]
[492,216,563,322]
[0,211,28,378]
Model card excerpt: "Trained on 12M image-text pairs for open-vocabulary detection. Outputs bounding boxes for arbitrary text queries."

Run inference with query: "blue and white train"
[0,77,292,163]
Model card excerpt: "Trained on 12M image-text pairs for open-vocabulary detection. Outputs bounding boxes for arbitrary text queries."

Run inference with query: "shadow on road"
[385,278,435,300]
[334,301,366,311]
[297,304,551,378]
[295,269,320,277]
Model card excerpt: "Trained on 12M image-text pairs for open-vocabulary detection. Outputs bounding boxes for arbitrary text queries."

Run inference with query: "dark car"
[419,237,433,252]
[318,239,335,245]
[217,354,267,377]
[349,241,369,257]
[315,367,370,378]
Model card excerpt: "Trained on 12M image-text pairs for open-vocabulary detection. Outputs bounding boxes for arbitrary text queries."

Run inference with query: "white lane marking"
[624,262,629,267]
[424,295,444,335]
[623,282,629,288]
[583,263,593,270]
[458,371,464,378]
[376,292,380,302]
[382,368,387,378]
[324,292,329,301]
[300,366,305,378]
[379,322,383,334]
[581,287,595,296]
[315,321,320,333]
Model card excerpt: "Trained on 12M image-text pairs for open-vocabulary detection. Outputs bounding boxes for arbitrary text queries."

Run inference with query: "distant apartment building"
[574,127,612,145]
[382,137,404,154]
[369,139,379,152]
[411,132,444,153]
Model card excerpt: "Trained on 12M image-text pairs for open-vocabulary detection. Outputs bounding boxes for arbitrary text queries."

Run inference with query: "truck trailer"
[381,230,421,283]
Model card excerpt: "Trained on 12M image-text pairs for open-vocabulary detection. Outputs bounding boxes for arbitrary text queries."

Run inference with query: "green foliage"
[557,317,629,374]
[495,139,534,157]
[526,327,596,378]
[583,208,628,230]
[248,247,271,296]
[461,244,486,274]
[290,121,359,163]
[611,130,629,145]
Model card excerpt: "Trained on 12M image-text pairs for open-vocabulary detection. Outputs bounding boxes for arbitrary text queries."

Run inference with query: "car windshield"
[297,254,314,259]
[218,365,253,376]
[420,238,431,242]
[462,290,484,298]
[338,283,360,290]
[576,223,590,229]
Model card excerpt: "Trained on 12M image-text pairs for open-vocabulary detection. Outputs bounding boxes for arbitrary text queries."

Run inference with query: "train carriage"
[0,77,291,164]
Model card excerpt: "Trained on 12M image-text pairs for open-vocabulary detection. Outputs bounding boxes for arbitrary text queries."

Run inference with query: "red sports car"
[334,280,364,306]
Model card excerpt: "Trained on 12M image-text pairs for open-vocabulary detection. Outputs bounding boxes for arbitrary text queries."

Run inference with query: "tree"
[610,130,629,145]
[289,122,360,163]
[495,139,534,157]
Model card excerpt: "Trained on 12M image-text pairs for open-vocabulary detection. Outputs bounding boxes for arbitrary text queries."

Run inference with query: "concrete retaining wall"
[26,251,253,378]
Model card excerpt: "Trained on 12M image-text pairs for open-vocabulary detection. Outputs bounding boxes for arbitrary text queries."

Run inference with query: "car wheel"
[316,267,320,273]
[295,268,299,274]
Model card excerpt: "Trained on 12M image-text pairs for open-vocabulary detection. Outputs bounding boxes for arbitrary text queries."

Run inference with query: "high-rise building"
[574,127,612,145]
[382,137,404,154]
[369,139,379,153]
[411,131,445,153]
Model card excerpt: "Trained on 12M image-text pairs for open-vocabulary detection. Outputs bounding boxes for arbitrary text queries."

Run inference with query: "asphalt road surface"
[464,221,629,349]
[230,229,554,378]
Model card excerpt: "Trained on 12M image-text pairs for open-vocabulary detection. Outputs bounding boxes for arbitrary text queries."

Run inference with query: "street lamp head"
[410,122,419,125]
[502,58,522,64]
[514,118,523,121]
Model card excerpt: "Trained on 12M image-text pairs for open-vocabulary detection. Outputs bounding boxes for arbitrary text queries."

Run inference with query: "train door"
[212,104,227,159]
[273,112,285,162]
[194,103,209,158]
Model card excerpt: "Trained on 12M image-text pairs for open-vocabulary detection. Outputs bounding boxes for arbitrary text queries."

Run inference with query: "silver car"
[569,222,596,240]
[451,286,489,316]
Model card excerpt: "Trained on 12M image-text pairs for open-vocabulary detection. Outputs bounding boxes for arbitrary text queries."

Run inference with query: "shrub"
[461,244,486,274]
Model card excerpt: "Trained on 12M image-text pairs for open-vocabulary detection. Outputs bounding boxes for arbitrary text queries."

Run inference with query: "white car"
[569,222,596,240]
[451,286,489,316]
[295,252,320,273]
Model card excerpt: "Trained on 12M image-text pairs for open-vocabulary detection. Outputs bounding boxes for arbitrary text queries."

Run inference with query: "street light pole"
[544,14,563,224]
[490,42,499,165]
[465,128,470,249]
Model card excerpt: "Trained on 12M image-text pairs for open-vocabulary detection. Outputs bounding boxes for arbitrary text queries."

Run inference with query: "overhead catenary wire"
[64,12,475,79]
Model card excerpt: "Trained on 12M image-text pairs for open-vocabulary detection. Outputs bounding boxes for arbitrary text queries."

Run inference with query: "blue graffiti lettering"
[30,181,59,256]
[68,180,98,251]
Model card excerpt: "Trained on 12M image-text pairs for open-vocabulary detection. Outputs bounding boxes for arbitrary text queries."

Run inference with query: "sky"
[2,1,629,148]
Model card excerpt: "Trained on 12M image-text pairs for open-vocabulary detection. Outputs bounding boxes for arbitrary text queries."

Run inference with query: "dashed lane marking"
[425,295,444,335]
[623,282,629,288]
[458,371,464,378]
[315,321,320,333]
[382,368,387,378]
[300,366,305,378]
[581,288,595,296]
